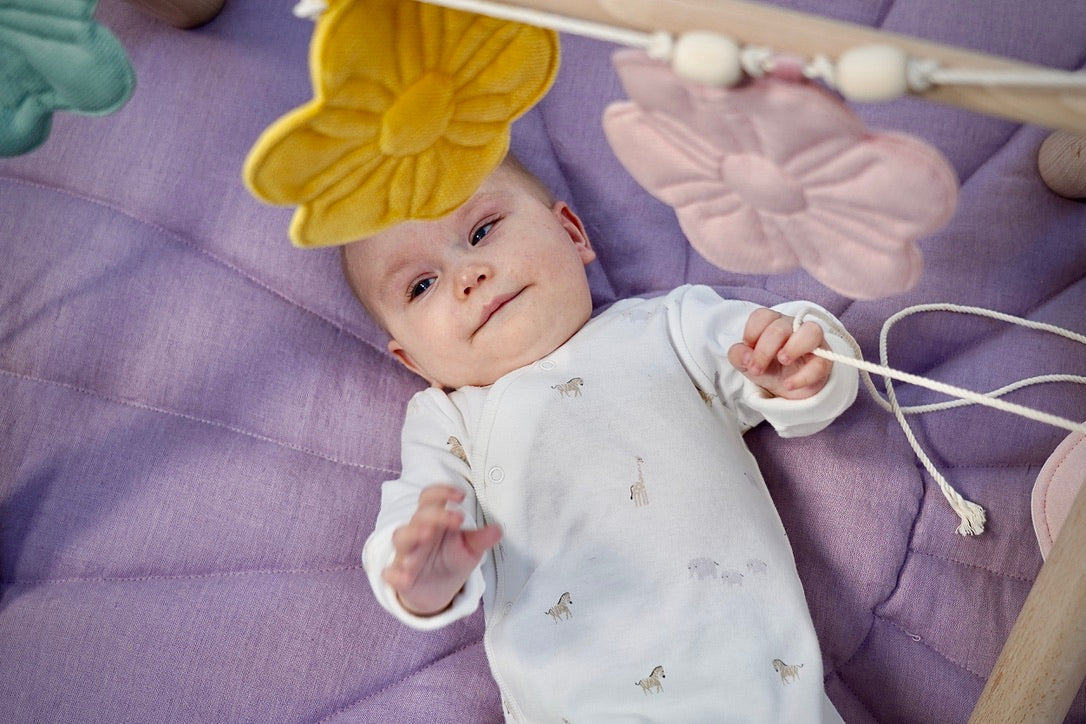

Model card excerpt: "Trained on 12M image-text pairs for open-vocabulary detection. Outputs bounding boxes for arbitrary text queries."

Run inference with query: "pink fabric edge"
[1031,431,1086,559]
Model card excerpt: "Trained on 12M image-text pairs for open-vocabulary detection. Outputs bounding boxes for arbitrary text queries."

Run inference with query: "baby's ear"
[387,339,441,387]
[552,201,596,265]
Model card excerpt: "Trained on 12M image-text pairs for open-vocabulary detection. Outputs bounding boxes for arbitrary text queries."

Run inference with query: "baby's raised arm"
[383,484,502,617]
[727,308,833,400]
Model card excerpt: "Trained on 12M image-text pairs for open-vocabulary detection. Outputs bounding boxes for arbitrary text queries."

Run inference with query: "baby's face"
[344,164,596,389]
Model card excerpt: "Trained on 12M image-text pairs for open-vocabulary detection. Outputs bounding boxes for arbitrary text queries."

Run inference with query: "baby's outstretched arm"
[383,484,502,617]
[727,308,833,400]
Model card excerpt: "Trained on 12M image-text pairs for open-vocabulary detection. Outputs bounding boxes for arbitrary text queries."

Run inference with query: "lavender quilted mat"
[1,0,1084,721]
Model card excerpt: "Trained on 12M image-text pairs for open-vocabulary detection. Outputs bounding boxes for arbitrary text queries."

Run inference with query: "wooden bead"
[671,32,743,87]
[836,45,910,102]
[1038,131,1086,199]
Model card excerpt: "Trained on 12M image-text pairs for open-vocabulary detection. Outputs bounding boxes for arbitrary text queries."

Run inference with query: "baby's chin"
[438,359,538,390]
[438,343,566,389]
[428,309,591,389]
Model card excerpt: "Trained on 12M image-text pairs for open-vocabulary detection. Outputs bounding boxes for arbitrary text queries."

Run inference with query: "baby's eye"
[408,276,435,300]
[471,220,496,246]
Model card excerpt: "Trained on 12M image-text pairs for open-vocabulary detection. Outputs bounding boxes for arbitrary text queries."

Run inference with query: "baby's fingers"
[742,307,784,347]
[417,484,466,509]
[384,509,463,590]
[738,310,782,374]
[382,562,416,591]
[390,505,464,565]
[781,354,833,396]
[462,524,503,557]
[776,321,826,366]
[392,484,468,552]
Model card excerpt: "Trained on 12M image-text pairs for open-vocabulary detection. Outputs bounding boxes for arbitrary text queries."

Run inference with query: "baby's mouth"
[473,288,524,337]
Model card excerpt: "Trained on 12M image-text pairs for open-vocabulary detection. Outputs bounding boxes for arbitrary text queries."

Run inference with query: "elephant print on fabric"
[688,557,719,579]
[721,569,745,587]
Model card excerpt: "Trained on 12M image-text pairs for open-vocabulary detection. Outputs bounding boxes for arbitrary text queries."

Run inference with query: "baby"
[349,155,857,722]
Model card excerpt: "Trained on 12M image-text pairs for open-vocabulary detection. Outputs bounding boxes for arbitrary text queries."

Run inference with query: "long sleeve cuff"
[740,326,859,438]
[362,530,485,631]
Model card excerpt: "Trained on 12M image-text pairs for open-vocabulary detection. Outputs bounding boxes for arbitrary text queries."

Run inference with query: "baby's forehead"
[345,226,418,287]
[344,166,542,280]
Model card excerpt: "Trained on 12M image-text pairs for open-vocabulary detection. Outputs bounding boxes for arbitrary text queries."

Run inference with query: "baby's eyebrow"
[372,251,413,299]
[377,236,442,299]
[454,189,506,223]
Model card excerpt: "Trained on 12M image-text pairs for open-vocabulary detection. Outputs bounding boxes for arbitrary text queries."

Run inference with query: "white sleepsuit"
[364,285,857,722]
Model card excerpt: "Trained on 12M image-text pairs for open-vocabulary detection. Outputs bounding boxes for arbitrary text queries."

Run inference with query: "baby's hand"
[727,308,832,400]
[383,484,502,617]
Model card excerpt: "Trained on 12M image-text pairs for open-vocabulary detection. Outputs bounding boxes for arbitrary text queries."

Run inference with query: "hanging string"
[403,0,675,57]
[908,60,1086,92]
[799,305,1086,537]
[406,0,1086,95]
[295,0,1086,96]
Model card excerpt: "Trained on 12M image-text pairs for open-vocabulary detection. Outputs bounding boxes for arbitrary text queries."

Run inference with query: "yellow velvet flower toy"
[243,0,559,248]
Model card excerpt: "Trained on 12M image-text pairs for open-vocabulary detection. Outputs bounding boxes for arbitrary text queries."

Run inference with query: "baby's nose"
[457,264,490,297]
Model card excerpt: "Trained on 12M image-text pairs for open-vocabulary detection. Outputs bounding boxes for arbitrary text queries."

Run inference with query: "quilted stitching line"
[832,460,925,678]
[0,367,398,476]
[957,124,1029,190]
[909,548,1036,583]
[833,454,1036,695]
[875,614,987,680]
[2,564,366,587]
[939,462,1054,471]
[832,615,984,720]
[825,670,880,723]
[315,639,488,722]
[0,175,389,359]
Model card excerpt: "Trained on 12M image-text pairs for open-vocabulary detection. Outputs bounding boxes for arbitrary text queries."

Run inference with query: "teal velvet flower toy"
[0,0,135,156]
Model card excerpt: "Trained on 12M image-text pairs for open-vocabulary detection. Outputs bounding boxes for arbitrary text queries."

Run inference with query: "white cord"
[409,1,1086,94]
[799,305,1086,537]
[410,0,674,58]
[908,59,1086,92]
[292,0,327,20]
[297,1,1086,95]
